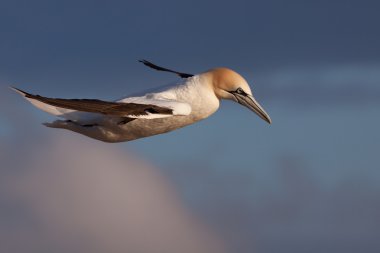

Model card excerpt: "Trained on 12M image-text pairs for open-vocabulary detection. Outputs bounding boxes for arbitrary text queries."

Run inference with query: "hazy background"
[1,0,380,252]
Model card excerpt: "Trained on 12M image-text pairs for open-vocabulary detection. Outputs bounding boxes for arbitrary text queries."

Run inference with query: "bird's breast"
[177,82,220,120]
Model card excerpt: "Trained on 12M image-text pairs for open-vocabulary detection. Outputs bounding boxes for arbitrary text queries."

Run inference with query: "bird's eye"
[236,88,244,94]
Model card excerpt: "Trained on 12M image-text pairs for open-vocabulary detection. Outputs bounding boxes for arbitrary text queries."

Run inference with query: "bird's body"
[56,74,219,142]
[13,61,271,142]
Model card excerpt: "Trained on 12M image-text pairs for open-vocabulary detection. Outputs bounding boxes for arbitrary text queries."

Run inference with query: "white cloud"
[0,134,224,253]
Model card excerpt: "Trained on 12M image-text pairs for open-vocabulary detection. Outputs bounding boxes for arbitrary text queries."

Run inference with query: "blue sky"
[1,1,380,252]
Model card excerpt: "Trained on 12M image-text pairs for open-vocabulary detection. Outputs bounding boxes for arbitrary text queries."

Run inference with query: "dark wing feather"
[139,59,194,78]
[19,89,173,116]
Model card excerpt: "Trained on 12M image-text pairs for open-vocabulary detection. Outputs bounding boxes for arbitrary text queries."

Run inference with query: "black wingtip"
[138,59,194,78]
[138,59,162,70]
[9,86,29,97]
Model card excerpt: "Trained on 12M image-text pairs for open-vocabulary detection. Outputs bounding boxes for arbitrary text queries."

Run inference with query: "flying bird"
[12,60,271,142]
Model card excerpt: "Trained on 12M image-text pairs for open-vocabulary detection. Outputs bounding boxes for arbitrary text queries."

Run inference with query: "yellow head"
[203,68,271,124]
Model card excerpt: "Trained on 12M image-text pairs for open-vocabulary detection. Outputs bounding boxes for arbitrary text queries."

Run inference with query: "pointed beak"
[234,94,272,124]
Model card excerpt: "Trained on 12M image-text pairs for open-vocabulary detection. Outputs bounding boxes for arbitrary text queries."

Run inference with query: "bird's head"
[204,68,271,124]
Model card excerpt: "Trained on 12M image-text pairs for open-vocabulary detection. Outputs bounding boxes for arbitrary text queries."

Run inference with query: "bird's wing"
[12,87,191,119]
[139,59,194,78]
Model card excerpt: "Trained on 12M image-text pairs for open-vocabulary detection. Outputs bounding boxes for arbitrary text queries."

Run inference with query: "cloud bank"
[0,134,224,253]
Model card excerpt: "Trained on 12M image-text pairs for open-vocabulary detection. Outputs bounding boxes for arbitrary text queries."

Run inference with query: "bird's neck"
[177,75,220,119]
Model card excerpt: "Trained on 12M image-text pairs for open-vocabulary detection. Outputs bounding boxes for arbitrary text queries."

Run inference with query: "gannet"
[12,60,271,143]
